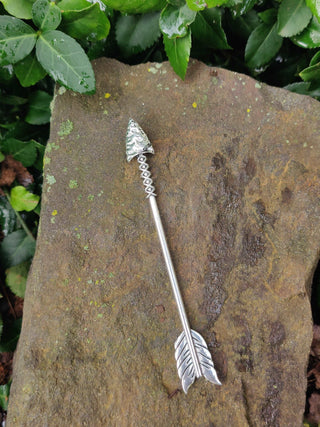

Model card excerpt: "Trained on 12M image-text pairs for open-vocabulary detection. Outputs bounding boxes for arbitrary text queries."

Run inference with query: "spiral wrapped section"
[137,154,156,198]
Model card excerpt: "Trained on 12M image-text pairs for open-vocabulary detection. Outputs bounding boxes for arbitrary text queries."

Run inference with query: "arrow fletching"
[175,329,221,394]
[126,118,154,162]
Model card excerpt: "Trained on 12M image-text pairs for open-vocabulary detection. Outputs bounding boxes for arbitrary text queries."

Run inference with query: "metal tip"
[126,118,154,162]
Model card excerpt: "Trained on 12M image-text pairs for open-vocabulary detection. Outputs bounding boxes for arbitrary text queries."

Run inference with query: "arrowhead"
[126,118,154,162]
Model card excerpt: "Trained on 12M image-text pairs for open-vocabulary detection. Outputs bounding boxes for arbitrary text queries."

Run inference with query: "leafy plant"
[0,0,111,92]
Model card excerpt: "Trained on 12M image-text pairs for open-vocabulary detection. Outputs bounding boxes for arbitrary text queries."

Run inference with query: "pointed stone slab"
[8,58,320,426]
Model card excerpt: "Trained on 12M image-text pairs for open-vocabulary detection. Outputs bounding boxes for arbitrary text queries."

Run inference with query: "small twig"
[0,279,17,320]
[3,189,35,242]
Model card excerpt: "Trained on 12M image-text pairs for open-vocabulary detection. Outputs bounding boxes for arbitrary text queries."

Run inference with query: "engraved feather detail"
[174,329,221,394]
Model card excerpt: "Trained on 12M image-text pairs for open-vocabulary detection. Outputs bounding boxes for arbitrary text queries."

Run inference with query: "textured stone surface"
[7,58,320,426]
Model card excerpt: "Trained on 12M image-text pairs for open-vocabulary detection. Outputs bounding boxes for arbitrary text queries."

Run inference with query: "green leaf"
[36,30,95,93]
[159,3,196,38]
[284,81,311,94]
[229,0,257,17]
[0,196,17,237]
[0,382,10,411]
[306,0,320,23]
[0,95,27,105]
[31,140,45,171]
[32,0,62,31]
[191,8,231,50]
[186,0,207,11]
[0,16,37,66]
[259,9,277,25]
[10,186,40,212]
[101,0,166,14]
[1,138,37,167]
[245,22,283,69]
[0,64,15,84]
[310,49,320,65]
[1,0,35,19]
[299,60,320,82]
[58,0,110,41]
[167,0,185,5]
[0,152,4,162]
[291,16,320,48]
[25,90,52,125]
[0,318,22,352]
[163,28,191,79]
[0,229,35,268]
[14,51,47,87]
[228,9,260,40]
[5,260,30,298]
[206,0,229,6]
[116,12,160,56]
[277,0,312,37]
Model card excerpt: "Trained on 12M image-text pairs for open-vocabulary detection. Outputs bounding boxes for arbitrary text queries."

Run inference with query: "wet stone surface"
[7,58,320,426]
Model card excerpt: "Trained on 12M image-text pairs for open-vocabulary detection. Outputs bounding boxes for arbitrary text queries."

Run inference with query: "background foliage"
[0,0,320,421]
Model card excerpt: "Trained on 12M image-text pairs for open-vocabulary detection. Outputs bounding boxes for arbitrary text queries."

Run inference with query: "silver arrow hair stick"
[126,118,221,394]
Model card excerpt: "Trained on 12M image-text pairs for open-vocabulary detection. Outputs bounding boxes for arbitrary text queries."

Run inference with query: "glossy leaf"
[0,196,16,237]
[25,90,52,125]
[228,9,260,40]
[291,16,320,48]
[186,0,207,11]
[58,0,110,41]
[10,186,40,212]
[191,8,231,50]
[0,16,37,66]
[310,49,320,65]
[300,61,320,82]
[0,229,35,269]
[116,12,160,56]
[163,28,191,79]
[102,0,166,14]
[36,30,95,93]
[1,138,37,167]
[229,0,257,17]
[259,9,277,24]
[5,260,30,298]
[32,0,62,31]
[14,52,47,87]
[306,0,320,23]
[277,0,312,37]
[0,382,10,411]
[1,0,35,19]
[245,22,283,68]
[160,3,196,39]
[0,318,22,352]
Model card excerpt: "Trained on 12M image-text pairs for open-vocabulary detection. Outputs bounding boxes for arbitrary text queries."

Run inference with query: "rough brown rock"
[7,58,319,426]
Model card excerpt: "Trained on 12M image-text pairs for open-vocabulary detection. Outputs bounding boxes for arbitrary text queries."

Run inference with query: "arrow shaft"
[127,120,221,392]
[148,194,202,378]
